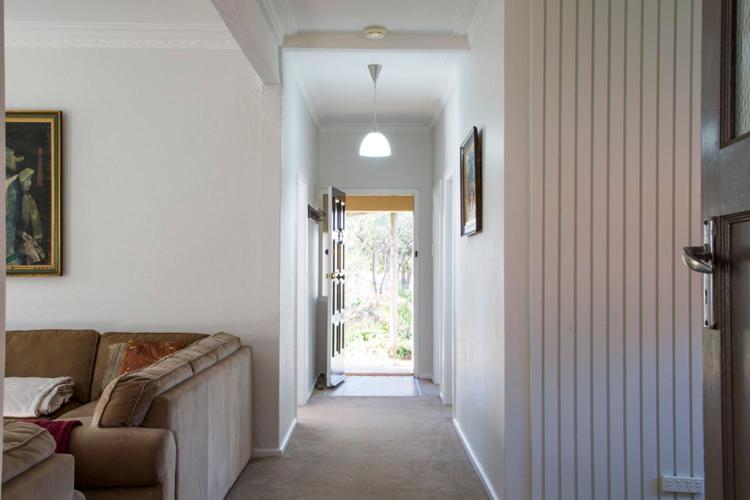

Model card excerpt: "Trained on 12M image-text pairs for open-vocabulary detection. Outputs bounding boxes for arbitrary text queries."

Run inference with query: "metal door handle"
[681,245,714,274]
[681,219,717,328]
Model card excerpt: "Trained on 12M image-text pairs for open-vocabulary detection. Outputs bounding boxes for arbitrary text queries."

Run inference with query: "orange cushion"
[118,340,187,375]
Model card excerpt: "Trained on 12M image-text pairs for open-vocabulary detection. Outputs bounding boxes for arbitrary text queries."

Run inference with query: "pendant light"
[359,64,391,158]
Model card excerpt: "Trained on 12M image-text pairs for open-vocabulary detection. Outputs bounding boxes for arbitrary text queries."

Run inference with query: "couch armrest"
[67,424,175,490]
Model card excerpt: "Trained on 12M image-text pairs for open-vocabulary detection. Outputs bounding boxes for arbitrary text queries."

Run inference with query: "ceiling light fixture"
[364,26,387,40]
[359,64,391,158]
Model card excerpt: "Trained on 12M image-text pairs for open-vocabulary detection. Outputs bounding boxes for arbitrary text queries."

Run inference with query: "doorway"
[343,194,416,376]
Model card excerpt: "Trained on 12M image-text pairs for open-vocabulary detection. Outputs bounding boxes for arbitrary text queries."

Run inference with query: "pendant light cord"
[373,79,378,132]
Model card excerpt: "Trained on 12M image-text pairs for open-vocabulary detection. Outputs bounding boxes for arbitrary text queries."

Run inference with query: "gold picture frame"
[6,110,62,276]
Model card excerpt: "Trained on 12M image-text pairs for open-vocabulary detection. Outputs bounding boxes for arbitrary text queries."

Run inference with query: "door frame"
[432,182,443,385]
[319,187,421,377]
[296,174,311,405]
[440,173,456,406]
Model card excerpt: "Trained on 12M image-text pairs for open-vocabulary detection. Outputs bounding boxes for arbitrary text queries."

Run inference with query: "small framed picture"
[6,110,63,276]
[460,126,482,236]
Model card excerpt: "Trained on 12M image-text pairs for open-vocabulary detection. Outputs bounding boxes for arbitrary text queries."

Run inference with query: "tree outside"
[344,211,414,374]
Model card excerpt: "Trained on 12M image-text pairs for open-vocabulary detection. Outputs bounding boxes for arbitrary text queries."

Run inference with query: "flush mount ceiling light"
[359,64,392,158]
[364,26,387,40]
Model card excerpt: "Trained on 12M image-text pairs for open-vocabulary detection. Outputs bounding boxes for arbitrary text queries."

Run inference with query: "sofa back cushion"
[6,330,100,403]
[92,354,193,427]
[92,333,242,428]
[170,332,241,374]
[90,332,206,401]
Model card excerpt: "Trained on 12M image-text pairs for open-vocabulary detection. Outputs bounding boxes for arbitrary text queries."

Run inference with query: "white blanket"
[4,377,75,417]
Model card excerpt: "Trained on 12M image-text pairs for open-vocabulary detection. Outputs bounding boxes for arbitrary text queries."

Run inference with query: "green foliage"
[344,211,414,361]
[394,346,412,360]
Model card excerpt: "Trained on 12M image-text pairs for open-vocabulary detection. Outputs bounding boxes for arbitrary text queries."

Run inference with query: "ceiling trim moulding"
[260,0,297,44]
[5,22,239,50]
[453,0,490,44]
[283,32,469,52]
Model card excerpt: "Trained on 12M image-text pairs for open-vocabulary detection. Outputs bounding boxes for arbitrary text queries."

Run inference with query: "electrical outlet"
[660,475,704,494]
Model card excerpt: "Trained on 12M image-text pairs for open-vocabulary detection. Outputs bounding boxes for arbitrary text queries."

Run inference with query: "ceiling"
[269,0,486,126]
[287,50,460,126]
[269,0,482,35]
[7,0,486,127]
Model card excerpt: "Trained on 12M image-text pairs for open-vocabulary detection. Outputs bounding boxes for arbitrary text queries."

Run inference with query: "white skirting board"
[452,418,500,500]
[253,418,298,458]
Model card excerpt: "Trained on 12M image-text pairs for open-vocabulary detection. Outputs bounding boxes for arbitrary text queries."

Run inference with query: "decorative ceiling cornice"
[260,0,297,43]
[454,0,490,45]
[5,22,239,50]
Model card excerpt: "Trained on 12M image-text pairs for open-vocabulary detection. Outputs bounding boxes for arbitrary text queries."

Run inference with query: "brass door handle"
[326,272,345,280]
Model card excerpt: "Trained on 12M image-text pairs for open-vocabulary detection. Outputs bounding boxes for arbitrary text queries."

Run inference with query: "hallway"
[228,379,487,500]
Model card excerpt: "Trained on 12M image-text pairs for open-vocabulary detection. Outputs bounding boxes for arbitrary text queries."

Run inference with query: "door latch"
[681,219,716,328]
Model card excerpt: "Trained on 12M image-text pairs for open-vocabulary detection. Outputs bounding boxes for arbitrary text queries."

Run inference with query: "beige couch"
[3,422,82,500]
[5,330,253,500]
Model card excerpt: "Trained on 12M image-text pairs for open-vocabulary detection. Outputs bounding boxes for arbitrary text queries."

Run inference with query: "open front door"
[697,1,750,497]
[325,187,346,387]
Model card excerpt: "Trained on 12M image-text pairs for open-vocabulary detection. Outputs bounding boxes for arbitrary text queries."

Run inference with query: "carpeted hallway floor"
[226,379,488,499]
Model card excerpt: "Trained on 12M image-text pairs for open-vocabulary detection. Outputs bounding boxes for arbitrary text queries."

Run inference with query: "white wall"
[4,44,285,450]
[435,0,703,498]
[319,127,433,378]
[528,0,703,498]
[431,0,508,496]
[279,56,319,443]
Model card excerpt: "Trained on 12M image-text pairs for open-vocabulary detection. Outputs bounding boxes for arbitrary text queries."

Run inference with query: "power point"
[660,475,704,494]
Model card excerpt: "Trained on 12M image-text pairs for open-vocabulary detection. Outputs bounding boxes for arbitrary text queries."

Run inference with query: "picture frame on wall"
[6,110,63,276]
[460,126,482,236]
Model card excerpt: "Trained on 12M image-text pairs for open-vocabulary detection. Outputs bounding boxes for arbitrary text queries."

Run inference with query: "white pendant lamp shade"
[359,64,391,158]
[359,131,391,157]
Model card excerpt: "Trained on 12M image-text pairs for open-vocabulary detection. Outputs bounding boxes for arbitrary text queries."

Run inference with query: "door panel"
[731,218,750,498]
[701,0,750,497]
[325,187,346,387]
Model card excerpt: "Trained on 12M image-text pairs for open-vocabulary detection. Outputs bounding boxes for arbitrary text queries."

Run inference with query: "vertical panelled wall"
[529,0,703,498]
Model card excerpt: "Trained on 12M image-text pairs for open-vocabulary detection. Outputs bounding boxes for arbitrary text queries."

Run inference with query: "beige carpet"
[226,389,488,499]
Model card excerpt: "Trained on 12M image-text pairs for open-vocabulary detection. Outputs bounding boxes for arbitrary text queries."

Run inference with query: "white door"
[325,187,347,387]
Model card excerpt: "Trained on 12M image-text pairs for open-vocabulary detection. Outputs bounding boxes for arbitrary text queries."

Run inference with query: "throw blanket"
[27,420,82,453]
[4,377,75,417]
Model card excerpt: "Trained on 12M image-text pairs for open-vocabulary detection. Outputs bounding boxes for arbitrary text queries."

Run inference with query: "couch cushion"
[3,422,56,483]
[6,330,100,403]
[170,333,240,374]
[91,332,206,401]
[58,401,98,420]
[92,354,193,428]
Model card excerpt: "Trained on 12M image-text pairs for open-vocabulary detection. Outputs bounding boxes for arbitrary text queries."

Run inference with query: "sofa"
[3,421,84,500]
[5,330,253,500]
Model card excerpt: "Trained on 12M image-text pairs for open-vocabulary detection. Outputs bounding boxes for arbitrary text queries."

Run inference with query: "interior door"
[698,1,750,497]
[325,187,346,387]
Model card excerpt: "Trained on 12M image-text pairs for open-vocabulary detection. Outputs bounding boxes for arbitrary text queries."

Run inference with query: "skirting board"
[253,418,298,458]
[452,419,500,500]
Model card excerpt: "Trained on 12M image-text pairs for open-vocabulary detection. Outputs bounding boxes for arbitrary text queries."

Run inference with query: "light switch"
[660,475,704,494]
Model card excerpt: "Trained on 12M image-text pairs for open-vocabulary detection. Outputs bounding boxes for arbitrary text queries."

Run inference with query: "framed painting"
[460,126,482,236]
[6,110,62,276]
